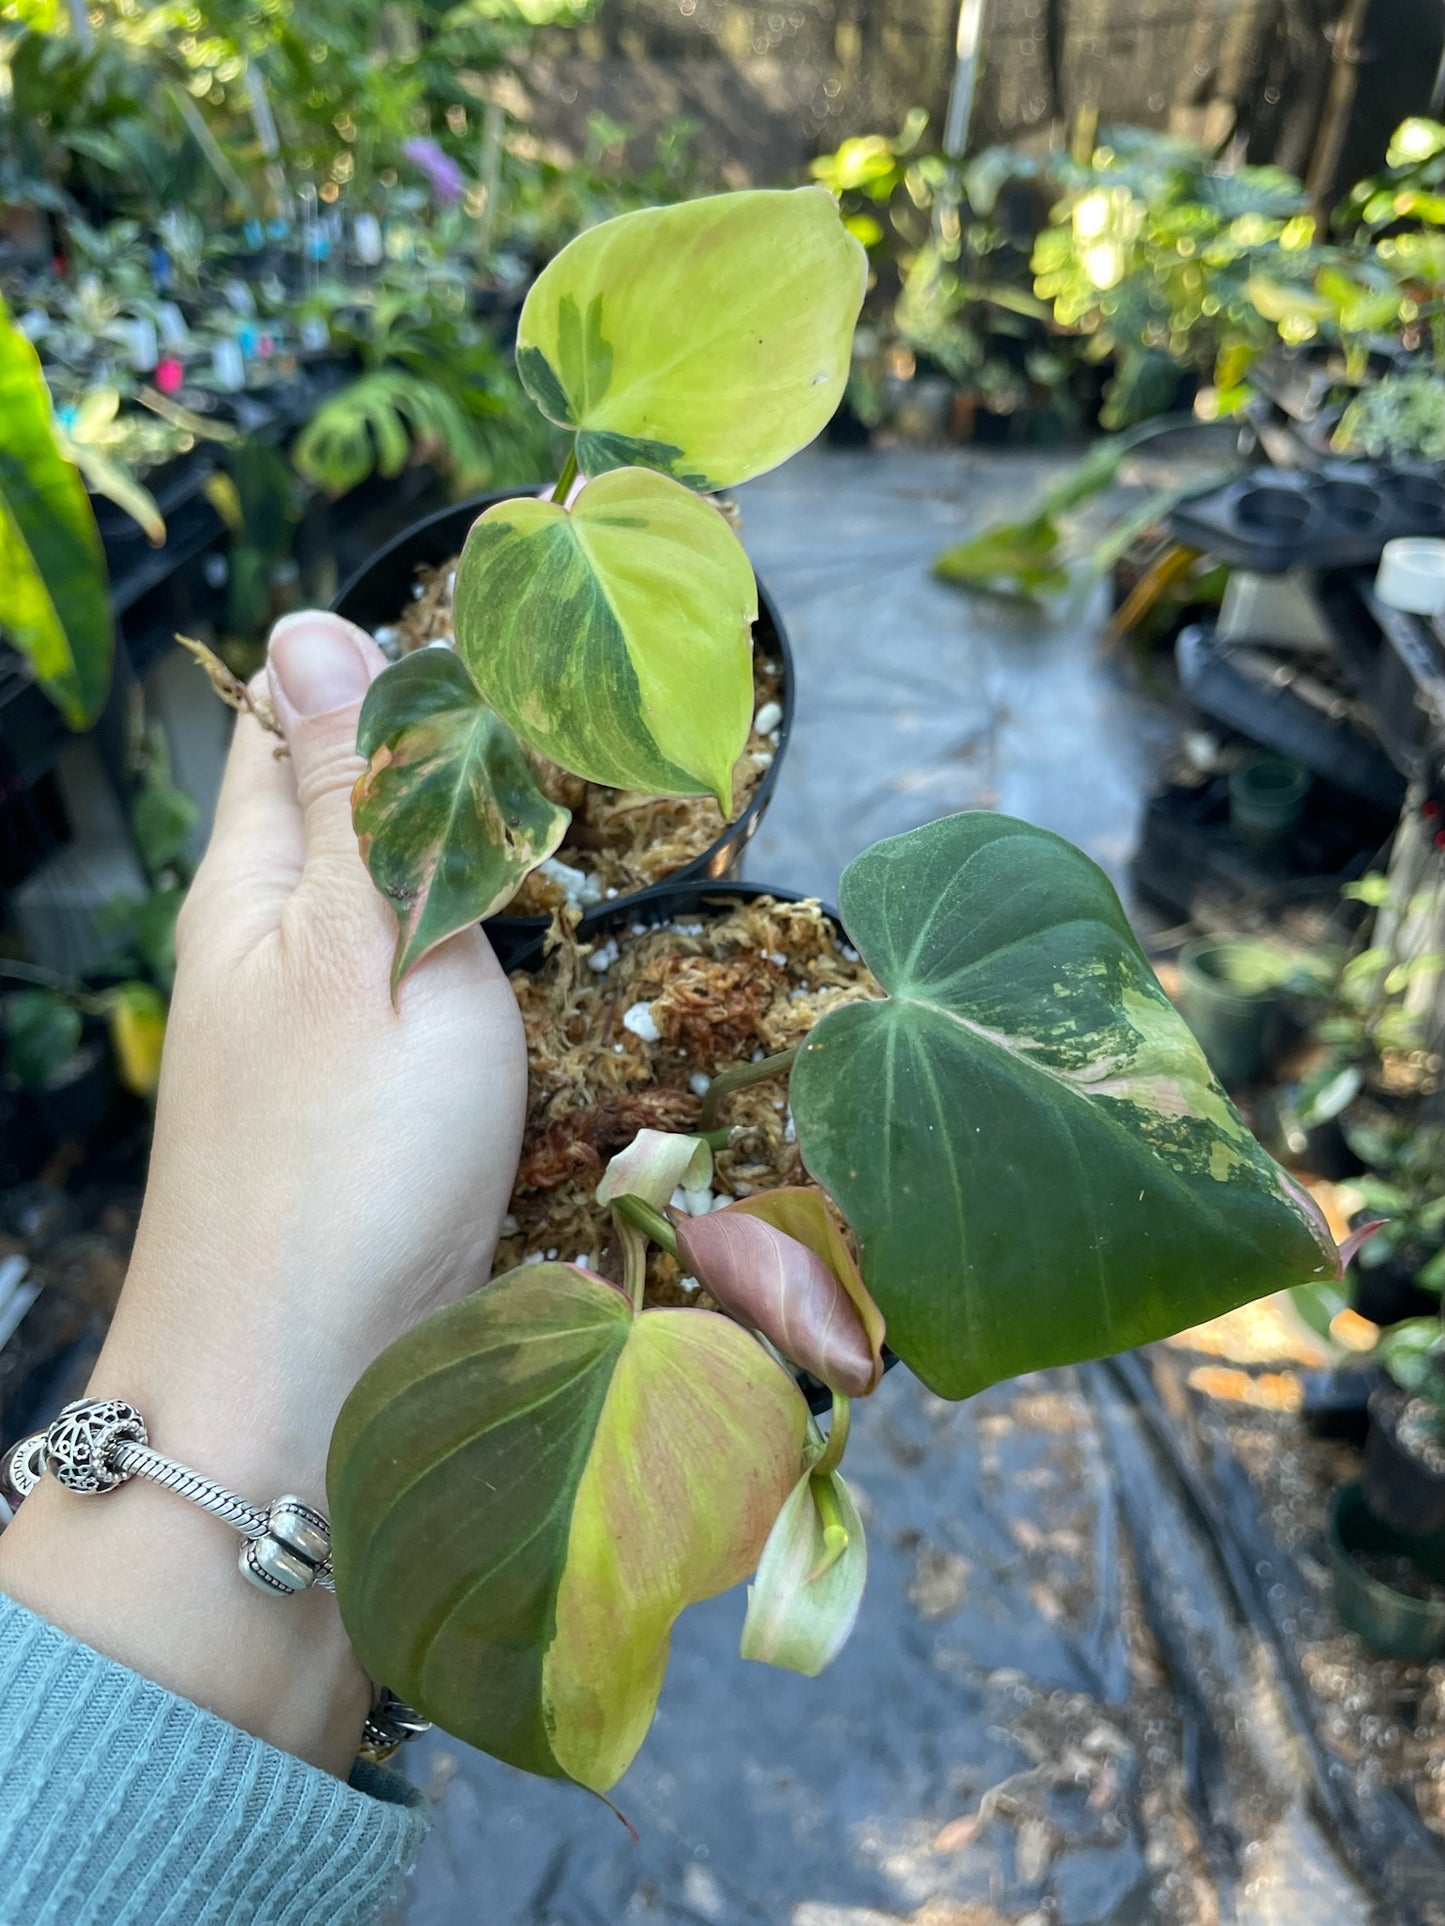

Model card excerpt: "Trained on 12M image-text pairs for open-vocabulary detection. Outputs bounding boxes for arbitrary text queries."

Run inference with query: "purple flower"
[402,137,465,206]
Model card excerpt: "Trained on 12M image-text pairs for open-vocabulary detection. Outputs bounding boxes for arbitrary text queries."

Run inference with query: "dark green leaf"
[790,813,1339,1400]
[3,990,82,1092]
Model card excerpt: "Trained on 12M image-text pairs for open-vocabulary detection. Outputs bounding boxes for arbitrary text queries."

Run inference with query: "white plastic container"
[1376,537,1445,618]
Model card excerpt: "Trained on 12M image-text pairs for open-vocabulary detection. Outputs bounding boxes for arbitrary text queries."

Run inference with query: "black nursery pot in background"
[1362,1386,1445,1536]
[332,490,796,968]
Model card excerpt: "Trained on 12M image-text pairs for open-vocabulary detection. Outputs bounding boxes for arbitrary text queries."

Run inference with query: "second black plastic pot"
[332,489,795,968]
[1362,1386,1445,1536]
[508,875,896,1415]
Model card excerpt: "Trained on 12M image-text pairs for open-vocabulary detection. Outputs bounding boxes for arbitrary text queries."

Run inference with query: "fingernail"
[268,615,371,720]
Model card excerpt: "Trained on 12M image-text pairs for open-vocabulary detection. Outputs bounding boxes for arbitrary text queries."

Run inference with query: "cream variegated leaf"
[454,470,755,808]
[515,187,867,491]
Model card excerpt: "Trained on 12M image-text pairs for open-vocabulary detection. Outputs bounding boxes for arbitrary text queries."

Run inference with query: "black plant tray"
[1131,770,1393,922]
[1175,621,1405,811]
[1168,464,1445,575]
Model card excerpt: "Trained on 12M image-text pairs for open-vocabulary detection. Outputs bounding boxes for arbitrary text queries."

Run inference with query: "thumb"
[267,611,389,936]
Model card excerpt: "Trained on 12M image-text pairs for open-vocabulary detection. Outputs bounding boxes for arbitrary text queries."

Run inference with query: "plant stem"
[551,447,579,504]
[699,1126,734,1151]
[698,1046,798,1130]
[811,1393,851,1479]
[805,1470,850,1583]
[614,1194,680,1261]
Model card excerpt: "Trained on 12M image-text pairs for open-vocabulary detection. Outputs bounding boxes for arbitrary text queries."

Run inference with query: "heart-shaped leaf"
[328,1262,807,1791]
[677,1202,880,1396]
[0,296,113,728]
[454,469,755,808]
[790,813,1339,1400]
[515,187,867,492]
[741,1467,867,1677]
[352,650,570,995]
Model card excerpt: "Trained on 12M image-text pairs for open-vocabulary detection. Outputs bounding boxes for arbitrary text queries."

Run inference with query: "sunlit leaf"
[0,297,113,727]
[352,650,570,994]
[790,813,1341,1400]
[515,187,867,490]
[454,468,755,807]
[329,1263,808,1791]
[741,1466,866,1676]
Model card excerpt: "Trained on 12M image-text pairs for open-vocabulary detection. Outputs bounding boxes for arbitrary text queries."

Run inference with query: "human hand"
[0,611,527,1770]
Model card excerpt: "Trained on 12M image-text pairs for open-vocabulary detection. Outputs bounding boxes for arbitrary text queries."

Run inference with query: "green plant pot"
[1328,1481,1445,1660]
[1228,756,1310,852]
[1177,938,1279,1086]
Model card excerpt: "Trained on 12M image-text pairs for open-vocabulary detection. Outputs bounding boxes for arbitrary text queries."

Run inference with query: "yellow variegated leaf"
[454,469,755,808]
[515,187,867,491]
[329,1263,807,1792]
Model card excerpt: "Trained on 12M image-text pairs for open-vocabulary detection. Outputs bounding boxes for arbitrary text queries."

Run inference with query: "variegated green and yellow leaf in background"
[328,1262,809,1791]
[454,468,756,808]
[352,649,570,994]
[0,296,113,729]
[790,812,1341,1401]
[515,187,867,491]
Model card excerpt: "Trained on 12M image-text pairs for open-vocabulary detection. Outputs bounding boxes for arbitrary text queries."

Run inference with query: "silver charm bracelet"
[6,1397,428,1758]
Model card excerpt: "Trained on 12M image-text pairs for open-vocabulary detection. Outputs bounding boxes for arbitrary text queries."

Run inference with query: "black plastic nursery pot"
[507,875,896,1417]
[1362,1386,1445,1537]
[1328,1481,1445,1661]
[1349,1241,1442,1330]
[332,489,796,969]
[1176,938,1281,1088]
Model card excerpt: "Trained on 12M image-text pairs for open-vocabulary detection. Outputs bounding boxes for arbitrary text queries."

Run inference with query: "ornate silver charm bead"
[43,1399,148,1493]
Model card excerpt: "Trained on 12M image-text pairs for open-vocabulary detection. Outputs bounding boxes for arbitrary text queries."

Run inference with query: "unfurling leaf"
[0,296,113,727]
[725,1187,886,1392]
[596,1128,713,1212]
[454,470,755,808]
[515,187,867,491]
[677,1200,881,1396]
[741,1467,866,1677]
[329,1263,808,1792]
[791,812,1341,1401]
[352,650,569,995]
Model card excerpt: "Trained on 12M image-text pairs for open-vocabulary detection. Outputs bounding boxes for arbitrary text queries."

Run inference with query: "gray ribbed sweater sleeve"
[0,1592,429,1924]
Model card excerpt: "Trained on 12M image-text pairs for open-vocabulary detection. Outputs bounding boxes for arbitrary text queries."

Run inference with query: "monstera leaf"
[352,650,570,993]
[0,297,113,728]
[514,187,867,491]
[790,813,1339,1400]
[454,470,755,807]
[329,1263,808,1791]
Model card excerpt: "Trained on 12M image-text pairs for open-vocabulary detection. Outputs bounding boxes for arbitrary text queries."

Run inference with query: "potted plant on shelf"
[1344,1121,1445,1329]
[1361,1313,1445,1543]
